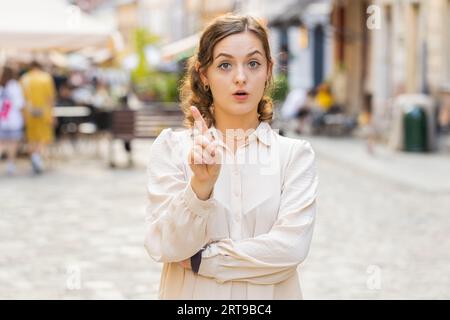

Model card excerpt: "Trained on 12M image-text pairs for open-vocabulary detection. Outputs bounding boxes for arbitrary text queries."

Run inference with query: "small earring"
[204,84,210,91]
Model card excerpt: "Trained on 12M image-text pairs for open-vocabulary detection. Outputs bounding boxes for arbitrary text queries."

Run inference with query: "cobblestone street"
[300,136,450,299]
[1,135,450,299]
[0,140,161,299]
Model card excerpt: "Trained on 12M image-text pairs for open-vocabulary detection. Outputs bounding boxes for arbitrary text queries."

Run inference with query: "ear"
[195,61,209,86]
[266,58,274,82]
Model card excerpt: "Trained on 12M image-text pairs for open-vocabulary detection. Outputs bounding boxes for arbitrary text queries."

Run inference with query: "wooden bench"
[109,104,184,167]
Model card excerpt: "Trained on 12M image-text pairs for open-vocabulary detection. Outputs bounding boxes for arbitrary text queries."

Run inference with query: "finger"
[191,106,208,134]
[211,147,222,165]
[192,145,204,158]
[189,146,204,165]
[192,149,214,165]
[196,148,215,165]
[192,148,213,165]
[189,150,203,165]
[194,135,213,148]
[204,140,217,157]
[193,143,216,164]
[202,151,215,165]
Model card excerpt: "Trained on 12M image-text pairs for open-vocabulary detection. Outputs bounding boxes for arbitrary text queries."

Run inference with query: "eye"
[218,62,231,70]
[249,61,261,69]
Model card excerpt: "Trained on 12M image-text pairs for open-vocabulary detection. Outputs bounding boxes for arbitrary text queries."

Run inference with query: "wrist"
[191,177,214,200]
[190,248,205,274]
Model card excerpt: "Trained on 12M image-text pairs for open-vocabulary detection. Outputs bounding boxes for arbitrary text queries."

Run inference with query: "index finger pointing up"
[191,106,208,134]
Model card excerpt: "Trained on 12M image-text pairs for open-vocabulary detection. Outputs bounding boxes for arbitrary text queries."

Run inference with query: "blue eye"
[249,61,261,69]
[218,62,231,70]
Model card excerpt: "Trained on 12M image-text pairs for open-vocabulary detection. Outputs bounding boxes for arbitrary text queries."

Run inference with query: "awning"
[0,0,115,51]
[160,33,200,61]
[268,0,330,28]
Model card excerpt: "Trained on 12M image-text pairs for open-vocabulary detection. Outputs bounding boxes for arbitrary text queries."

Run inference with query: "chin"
[226,101,257,115]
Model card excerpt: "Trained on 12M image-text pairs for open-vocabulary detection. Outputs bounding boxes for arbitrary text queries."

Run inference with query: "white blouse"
[144,121,318,299]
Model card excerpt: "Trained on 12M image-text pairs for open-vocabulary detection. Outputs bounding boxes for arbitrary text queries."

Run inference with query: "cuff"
[190,249,204,274]
[197,243,223,283]
[183,182,216,218]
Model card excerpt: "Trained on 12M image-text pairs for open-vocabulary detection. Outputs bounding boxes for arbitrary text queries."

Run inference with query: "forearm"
[145,182,216,263]
[197,201,316,284]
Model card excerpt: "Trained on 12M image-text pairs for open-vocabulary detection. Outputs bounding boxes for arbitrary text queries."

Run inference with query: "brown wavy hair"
[179,14,274,128]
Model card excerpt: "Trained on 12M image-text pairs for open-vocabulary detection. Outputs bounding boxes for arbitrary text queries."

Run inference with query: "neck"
[213,108,260,153]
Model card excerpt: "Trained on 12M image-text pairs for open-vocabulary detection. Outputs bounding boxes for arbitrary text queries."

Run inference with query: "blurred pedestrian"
[296,88,316,135]
[0,66,25,175]
[281,87,306,120]
[20,61,57,174]
[358,99,375,155]
[57,80,75,106]
[145,14,318,300]
[92,78,113,110]
[315,82,334,112]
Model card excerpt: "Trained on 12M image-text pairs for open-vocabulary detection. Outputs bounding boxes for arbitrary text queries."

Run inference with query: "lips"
[233,90,249,96]
[232,90,249,101]
[233,92,249,101]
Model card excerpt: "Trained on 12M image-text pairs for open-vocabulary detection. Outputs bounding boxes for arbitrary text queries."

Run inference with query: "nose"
[234,66,247,85]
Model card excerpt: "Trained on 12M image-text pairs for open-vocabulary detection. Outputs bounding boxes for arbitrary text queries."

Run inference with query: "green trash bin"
[403,106,428,152]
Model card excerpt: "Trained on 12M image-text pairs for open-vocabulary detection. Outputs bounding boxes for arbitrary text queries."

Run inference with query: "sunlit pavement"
[1,134,450,299]
[0,138,161,299]
[291,132,450,299]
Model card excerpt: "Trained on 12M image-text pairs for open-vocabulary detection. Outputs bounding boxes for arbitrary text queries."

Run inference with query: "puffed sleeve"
[198,139,318,285]
[144,128,217,263]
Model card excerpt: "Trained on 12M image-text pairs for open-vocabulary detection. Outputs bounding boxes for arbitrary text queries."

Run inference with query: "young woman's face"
[202,31,270,118]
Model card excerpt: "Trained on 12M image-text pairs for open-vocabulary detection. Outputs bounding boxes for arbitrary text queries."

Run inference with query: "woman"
[145,14,318,299]
[20,61,56,174]
[0,66,25,175]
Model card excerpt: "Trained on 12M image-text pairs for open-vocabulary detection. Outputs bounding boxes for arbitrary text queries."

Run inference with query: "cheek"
[252,75,267,97]
[210,76,231,98]
[211,83,229,100]
[253,68,268,85]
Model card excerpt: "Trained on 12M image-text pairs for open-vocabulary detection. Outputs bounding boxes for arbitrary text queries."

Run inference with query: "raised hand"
[188,106,221,200]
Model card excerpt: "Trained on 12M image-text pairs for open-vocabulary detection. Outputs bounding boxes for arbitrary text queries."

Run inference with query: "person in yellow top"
[20,61,56,174]
[314,82,334,112]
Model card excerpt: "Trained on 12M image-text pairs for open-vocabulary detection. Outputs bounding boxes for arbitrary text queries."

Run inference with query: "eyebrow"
[214,50,263,61]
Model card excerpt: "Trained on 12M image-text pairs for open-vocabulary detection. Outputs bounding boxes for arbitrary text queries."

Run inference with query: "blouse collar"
[208,121,273,148]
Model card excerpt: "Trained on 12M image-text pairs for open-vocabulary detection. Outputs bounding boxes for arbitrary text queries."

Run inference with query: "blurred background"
[0,0,449,299]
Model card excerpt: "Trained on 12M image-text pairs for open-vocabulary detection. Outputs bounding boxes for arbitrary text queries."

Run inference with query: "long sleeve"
[198,140,318,285]
[8,81,24,111]
[144,129,217,263]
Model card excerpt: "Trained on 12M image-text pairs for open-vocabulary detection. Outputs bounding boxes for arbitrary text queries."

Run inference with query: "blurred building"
[329,0,372,115]
[116,1,140,51]
[369,0,450,134]
[268,0,333,90]
[90,0,450,143]
[329,0,450,138]
[393,0,448,94]
[140,0,235,44]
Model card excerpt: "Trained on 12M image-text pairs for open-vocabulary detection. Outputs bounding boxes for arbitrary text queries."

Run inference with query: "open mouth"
[233,90,249,97]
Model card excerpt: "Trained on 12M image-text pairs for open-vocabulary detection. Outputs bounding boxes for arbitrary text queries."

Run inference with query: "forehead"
[213,31,266,58]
